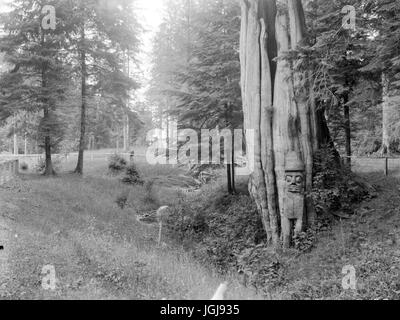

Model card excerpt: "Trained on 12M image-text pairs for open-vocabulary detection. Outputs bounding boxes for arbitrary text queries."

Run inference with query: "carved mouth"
[288,186,302,193]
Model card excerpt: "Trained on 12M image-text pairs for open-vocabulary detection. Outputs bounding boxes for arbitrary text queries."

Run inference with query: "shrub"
[236,244,286,294]
[121,163,144,186]
[165,191,266,272]
[312,145,370,216]
[115,191,129,209]
[20,162,29,171]
[108,154,127,174]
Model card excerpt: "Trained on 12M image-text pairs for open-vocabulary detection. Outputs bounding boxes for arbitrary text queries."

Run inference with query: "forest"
[0,0,399,302]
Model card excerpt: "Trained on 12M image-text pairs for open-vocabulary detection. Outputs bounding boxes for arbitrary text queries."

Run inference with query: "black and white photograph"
[0,0,399,304]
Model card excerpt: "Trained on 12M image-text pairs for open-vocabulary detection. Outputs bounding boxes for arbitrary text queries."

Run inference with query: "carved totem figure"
[282,151,305,248]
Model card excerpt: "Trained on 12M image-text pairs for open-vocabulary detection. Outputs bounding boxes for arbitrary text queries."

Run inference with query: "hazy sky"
[136,0,164,96]
[0,0,164,52]
[0,0,164,101]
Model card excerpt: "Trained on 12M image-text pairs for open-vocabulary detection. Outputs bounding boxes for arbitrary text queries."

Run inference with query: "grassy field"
[0,155,262,300]
[1,153,400,300]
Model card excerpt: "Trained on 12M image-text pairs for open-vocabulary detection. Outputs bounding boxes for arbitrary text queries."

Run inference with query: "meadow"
[1,151,399,300]
[0,152,262,300]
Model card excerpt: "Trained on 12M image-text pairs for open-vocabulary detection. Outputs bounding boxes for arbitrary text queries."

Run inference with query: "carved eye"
[286,175,292,183]
[296,176,303,183]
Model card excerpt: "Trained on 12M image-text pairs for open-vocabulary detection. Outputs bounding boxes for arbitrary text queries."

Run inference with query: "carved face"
[285,172,304,193]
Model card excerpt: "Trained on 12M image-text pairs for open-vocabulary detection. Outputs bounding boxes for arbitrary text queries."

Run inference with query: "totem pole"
[282,151,306,248]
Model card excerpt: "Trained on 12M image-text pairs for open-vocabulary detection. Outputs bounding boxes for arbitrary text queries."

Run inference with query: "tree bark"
[13,115,18,155]
[24,133,28,155]
[41,32,55,176]
[231,132,237,194]
[240,0,325,248]
[227,163,233,194]
[75,24,87,175]
[343,98,351,167]
[381,73,390,155]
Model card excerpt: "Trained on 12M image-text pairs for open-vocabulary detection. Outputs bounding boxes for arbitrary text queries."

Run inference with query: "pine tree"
[63,0,141,174]
[0,0,71,175]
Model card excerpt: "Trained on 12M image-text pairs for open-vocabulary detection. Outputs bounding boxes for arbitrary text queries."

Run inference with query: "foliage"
[121,163,144,186]
[293,218,332,253]
[236,245,286,294]
[149,0,243,130]
[0,0,143,172]
[312,146,371,216]
[165,190,266,272]
[108,154,127,174]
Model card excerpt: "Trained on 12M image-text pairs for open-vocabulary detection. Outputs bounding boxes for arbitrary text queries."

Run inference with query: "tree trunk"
[24,133,28,155]
[13,116,18,155]
[231,132,237,194]
[41,31,55,176]
[43,113,54,176]
[126,114,130,151]
[42,105,55,176]
[227,163,233,194]
[240,0,325,248]
[343,99,351,168]
[75,25,87,175]
[381,73,390,155]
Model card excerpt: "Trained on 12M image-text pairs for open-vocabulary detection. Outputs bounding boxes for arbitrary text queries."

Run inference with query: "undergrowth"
[163,148,386,299]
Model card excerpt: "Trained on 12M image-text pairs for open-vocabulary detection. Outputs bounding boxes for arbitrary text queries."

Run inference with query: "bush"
[165,191,266,272]
[312,146,370,216]
[121,163,144,186]
[20,163,29,171]
[236,244,286,294]
[115,191,129,209]
[108,154,127,174]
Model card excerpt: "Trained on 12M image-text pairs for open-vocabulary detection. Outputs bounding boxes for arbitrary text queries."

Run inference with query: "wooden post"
[384,157,388,176]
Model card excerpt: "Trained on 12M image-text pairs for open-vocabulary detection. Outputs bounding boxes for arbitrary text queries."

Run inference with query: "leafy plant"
[121,163,144,186]
[108,154,127,174]
[312,145,370,216]
[20,162,28,171]
[165,192,266,273]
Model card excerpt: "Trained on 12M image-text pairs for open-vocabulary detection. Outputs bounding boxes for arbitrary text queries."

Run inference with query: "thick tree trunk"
[75,25,87,175]
[240,0,323,248]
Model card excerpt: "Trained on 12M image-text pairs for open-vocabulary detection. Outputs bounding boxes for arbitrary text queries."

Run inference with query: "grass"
[1,153,399,300]
[0,157,262,300]
[261,173,400,300]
